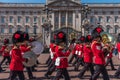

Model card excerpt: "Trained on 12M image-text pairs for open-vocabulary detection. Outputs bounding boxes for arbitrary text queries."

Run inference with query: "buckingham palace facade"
[0,0,120,45]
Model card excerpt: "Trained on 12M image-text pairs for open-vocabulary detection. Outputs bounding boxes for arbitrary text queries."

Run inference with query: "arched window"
[25,26,29,33]
[114,25,119,34]
[9,28,12,33]
[1,27,4,33]
[17,25,21,31]
[33,26,37,34]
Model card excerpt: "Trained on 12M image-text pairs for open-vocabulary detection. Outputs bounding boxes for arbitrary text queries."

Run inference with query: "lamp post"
[81,4,91,36]
[42,5,53,46]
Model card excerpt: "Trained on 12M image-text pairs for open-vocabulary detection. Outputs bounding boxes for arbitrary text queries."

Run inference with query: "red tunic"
[10,48,25,71]
[77,44,83,58]
[72,44,79,55]
[83,44,93,63]
[0,45,10,57]
[117,42,120,52]
[91,40,105,65]
[55,46,70,68]
[20,44,31,53]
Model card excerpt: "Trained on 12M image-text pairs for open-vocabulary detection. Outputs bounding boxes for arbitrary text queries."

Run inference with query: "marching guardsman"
[114,33,120,78]
[0,38,11,72]
[78,35,94,79]
[9,31,27,80]
[20,32,36,79]
[68,38,76,64]
[53,31,71,80]
[45,34,57,79]
[74,36,85,71]
[104,42,116,70]
[90,27,109,80]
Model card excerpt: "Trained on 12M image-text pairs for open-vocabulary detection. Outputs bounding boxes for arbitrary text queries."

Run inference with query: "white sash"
[49,48,54,59]
[78,51,81,55]
[75,51,78,55]
[55,57,60,66]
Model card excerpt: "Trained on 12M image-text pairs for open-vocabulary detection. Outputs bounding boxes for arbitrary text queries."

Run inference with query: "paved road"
[0,53,120,80]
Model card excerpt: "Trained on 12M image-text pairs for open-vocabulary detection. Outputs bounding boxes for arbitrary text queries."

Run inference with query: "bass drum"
[31,41,44,55]
[23,51,37,67]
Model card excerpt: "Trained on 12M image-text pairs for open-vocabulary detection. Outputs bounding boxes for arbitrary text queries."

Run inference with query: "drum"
[23,51,37,67]
[31,41,44,55]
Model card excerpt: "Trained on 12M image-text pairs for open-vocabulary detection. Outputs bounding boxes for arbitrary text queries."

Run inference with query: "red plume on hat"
[54,34,57,39]
[87,35,91,40]
[95,27,103,34]
[80,36,85,41]
[14,34,21,39]
[85,35,92,42]
[4,38,9,44]
[56,31,67,44]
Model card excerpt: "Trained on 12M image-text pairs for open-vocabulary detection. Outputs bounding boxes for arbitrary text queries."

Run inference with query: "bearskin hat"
[117,33,120,42]
[85,35,92,43]
[4,38,9,44]
[79,36,85,43]
[56,31,67,44]
[91,27,104,39]
[12,31,24,44]
[23,32,29,41]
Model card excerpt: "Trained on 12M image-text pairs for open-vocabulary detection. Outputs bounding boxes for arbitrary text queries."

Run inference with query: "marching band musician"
[74,36,85,71]
[20,32,36,79]
[0,39,11,72]
[114,33,120,79]
[104,42,116,70]
[90,27,109,80]
[45,34,57,79]
[9,31,27,80]
[53,31,71,80]
[78,35,94,79]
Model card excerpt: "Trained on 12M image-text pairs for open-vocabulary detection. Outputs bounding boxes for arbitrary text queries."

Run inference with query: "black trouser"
[26,67,34,79]
[54,68,70,80]
[9,70,25,80]
[74,57,84,70]
[72,56,79,66]
[48,58,52,67]
[114,65,120,77]
[0,56,11,66]
[78,63,94,78]
[105,58,115,69]
[90,64,109,80]
[69,54,77,63]
[45,60,56,75]
[46,56,51,64]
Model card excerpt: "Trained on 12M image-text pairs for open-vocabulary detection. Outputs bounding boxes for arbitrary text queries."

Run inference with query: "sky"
[0,0,120,3]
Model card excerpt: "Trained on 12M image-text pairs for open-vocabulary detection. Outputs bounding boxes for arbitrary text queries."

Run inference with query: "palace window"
[34,17,37,23]
[17,26,21,31]
[18,16,21,23]
[1,16,5,23]
[90,17,94,23]
[9,28,12,33]
[68,12,73,26]
[33,26,37,34]
[98,16,102,23]
[26,16,30,23]
[54,12,59,30]
[9,16,13,23]
[42,17,45,23]
[106,16,110,23]
[106,27,110,33]
[1,28,4,33]
[61,12,66,26]
[115,16,118,23]
[25,27,29,33]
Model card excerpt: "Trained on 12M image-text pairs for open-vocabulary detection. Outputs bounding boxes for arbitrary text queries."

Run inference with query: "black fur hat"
[23,32,29,41]
[56,31,67,44]
[4,38,9,44]
[91,27,104,39]
[79,36,85,43]
[85,35,92,43]
[12,31,24,44]
[117,33,120,42]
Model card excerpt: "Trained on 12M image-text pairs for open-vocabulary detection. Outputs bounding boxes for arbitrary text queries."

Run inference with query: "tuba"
[100,32,114,57]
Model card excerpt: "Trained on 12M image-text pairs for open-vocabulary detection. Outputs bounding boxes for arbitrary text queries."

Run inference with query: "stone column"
[73,12,75,29]
[66,11,68,27]
[59,11,61,28]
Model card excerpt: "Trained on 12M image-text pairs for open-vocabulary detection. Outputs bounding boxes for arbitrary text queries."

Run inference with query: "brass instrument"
[100,32,114,57]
